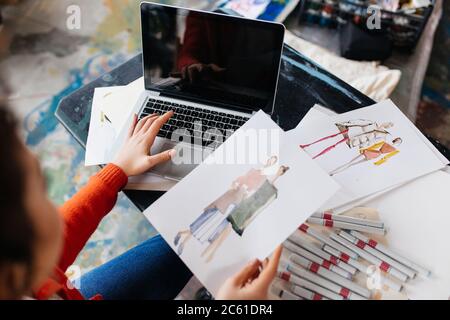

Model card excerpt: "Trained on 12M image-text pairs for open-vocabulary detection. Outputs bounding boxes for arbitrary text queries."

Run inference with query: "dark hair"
[0,104,35,298]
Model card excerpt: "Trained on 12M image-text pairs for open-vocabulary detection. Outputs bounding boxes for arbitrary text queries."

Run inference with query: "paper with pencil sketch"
[85,87,122,166]
[85,86,176,191]
[143,111,339,296]
[102,77,145,134]
[289,100,448,210]
[86,78,145,165]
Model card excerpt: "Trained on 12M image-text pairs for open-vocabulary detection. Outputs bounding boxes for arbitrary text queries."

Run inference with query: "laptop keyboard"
[139,98,250,147]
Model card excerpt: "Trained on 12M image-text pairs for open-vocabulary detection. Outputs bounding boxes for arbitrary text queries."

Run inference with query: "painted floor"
[0,0,217,277]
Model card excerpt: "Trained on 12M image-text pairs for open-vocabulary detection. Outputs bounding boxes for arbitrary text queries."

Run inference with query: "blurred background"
[0,0,448,279]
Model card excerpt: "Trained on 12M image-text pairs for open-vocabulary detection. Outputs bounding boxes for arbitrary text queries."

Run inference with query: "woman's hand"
[216,246,282,300]
[113,111,175,177]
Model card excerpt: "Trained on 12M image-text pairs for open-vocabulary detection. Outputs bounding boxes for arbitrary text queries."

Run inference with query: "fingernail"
[169,149,177,158]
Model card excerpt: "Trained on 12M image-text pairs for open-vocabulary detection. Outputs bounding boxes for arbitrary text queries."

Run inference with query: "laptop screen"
[141,3,285,113]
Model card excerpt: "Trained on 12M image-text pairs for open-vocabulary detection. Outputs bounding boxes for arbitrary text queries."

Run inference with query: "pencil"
[283,276,344,300]
[307,217,386,235]
[322,245,368,272]
[329,233,408,283]
[294,279,343,300]
[312,211,384,229]
[289,234,357,275]
[279,270,365,300]
[291,285,328,300]
[339,231,416,279]
[298,224,358,259]
[284,240,353,279]
[104,115,112,124]
[322,245,402,292]
[350,230,431,277]
[289,253,371,298]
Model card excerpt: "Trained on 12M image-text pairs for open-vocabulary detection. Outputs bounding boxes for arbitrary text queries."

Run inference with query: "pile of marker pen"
[273,211,431,300]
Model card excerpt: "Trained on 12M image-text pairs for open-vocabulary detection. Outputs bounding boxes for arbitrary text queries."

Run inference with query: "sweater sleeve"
[57,164,128,272]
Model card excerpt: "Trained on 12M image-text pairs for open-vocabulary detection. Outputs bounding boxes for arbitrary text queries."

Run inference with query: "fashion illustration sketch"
[300,119,402,176]
[173,156,289,263]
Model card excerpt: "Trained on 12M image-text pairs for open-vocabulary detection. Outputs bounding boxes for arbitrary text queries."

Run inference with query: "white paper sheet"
[298,105,448,214]
[85,87,122,166]
[366,170,450,300]
[306,105,448,167]
[102,77,145,134]
[85,86,175,191]
[300,104,450,298]
[143,111,340,296]
[289,100,448,210]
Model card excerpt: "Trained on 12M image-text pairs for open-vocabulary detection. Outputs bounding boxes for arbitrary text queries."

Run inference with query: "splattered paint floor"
[0,0,217,277]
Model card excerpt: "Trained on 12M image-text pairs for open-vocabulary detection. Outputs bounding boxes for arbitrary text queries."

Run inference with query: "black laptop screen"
[141,3,285,113]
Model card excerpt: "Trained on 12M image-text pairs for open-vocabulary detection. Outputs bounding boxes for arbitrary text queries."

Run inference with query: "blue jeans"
[79,235,192,300]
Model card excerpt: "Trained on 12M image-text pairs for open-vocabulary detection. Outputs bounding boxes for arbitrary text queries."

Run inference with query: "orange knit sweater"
[34,164,128,300]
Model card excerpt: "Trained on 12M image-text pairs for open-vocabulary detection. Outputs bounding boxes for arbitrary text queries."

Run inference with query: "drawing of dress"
[226,180,278,236]
[173,186,246,254]
[329,140,401,176]
[336,119,391,149]
[188,187,247,244]
[200,165,288,262]
[173,165,270,255]
[173,156,288,262]
[301,119,393,159]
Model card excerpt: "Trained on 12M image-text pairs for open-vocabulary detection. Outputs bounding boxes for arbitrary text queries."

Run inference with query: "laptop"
[133,2,285,180]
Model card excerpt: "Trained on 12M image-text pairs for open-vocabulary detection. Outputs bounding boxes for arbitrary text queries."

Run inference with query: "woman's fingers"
[232,259,262,287]
[188,65,199,83]
[140,114,160,135]
[145,111,174,143]
[182,66,188,81]
[133,113,159,135]
[254,246,282,289]
[248,264,262,283]
[127,114,138,138]
[134,114,158,136]
[133,115,148,135]
[147,149,176,169]
[209,64,226,73]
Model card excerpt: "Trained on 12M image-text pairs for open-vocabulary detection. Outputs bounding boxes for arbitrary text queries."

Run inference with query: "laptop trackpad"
[150,139,200,180]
